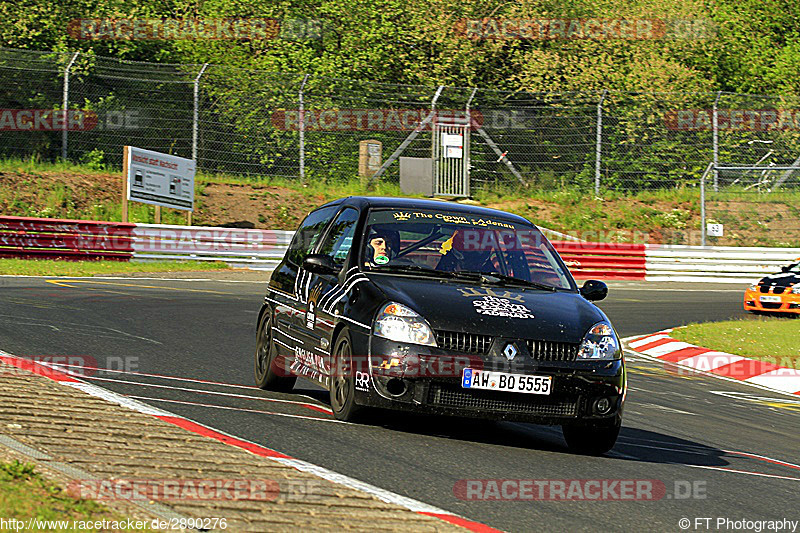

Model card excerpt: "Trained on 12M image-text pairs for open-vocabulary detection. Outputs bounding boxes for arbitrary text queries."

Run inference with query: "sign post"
[122,146,130,222]
[123,146,195,224]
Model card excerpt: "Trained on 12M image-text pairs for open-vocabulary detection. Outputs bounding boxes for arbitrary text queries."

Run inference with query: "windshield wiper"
[372,266,503,285]
[372,264,460,279]
[460,271,558,291]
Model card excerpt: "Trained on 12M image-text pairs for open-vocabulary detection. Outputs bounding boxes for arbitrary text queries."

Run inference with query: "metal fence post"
[299,74,310,181]
[192,63,209,163]
[430,86,445,194]
[595,89,607,197]
[712,91,722,192]
[465,88,478,195]
[699,161,713,247]
[61,51,80,161]
[701,166,706,246]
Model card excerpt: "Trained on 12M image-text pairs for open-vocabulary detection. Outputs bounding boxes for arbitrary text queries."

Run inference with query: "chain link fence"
[2,47,800,245]
[704,93,800,247]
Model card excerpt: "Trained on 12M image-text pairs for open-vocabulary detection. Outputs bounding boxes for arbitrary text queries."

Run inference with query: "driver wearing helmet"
[364,230,392,268]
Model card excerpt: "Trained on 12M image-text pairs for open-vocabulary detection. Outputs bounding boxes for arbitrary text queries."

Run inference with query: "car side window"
[285,206,339,267]
[317,208,359,267]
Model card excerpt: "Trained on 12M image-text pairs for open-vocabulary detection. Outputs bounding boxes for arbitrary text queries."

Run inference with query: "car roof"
[318,196,533,225]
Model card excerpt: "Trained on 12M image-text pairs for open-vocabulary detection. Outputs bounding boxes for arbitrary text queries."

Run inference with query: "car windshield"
[362,208,575,290]
[787,263,800,273]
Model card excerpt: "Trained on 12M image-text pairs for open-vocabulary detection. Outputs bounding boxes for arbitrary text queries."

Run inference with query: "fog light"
[386,378,407,397]
[745,300,755,306]
[594,397,612,415]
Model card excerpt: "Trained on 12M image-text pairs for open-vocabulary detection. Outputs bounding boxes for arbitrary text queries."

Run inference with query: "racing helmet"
[365,228,396,265]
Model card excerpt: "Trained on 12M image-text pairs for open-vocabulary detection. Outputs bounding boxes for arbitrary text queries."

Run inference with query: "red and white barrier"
[0,215,134,261]
[552,241,646,280]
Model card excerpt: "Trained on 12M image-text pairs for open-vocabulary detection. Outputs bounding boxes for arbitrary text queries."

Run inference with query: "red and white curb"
[625,330,800,396]
[0,350,499,533]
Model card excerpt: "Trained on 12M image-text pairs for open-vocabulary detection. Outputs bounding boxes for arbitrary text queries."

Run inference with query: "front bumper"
[744,289,800,314]
[356,334,625,425]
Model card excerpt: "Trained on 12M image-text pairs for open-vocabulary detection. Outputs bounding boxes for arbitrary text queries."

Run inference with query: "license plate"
[461,368,551,395]
[760,295,781,303]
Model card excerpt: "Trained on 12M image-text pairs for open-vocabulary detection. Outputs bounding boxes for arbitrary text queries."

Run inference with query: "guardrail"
[645,244,800,283]
[132,224,293,271]
[1,216,796,283]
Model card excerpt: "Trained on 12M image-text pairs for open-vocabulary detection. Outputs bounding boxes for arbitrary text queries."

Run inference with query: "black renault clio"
[255,197,625,454]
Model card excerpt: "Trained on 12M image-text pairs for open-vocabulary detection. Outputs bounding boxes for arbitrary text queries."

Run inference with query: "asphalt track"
[1,276,798,532]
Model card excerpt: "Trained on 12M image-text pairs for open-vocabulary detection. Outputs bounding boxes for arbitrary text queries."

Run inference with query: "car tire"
[255,309,297,392]
[561,419,621,456]
[329,328,362,422]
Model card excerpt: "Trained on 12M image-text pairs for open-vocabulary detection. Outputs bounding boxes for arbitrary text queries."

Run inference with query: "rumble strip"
[624,330,800,396]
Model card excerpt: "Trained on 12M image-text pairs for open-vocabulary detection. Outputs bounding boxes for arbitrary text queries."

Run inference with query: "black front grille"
[525,340,580,362]
[435,330,492,354]
[761,302,783,309]
[427,383,578,416]
[758,285,785,294]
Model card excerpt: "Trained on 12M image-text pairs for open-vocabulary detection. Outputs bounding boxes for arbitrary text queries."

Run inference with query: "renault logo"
[503,343,517,361]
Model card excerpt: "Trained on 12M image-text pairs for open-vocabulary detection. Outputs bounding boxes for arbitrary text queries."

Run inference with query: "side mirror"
[580,280,608,302]
[303,254,338,275]
[781,266,790,273]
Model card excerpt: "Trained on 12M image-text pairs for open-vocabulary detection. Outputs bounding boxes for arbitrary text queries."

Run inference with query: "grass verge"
[0,460,141,531]
[671,317,800,363]
[0,259,231,276]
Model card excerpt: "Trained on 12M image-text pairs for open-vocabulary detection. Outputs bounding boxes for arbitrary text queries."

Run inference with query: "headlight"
[577,321,621,360]
[373,303,437,346]
[792,285,800,294]
[748,284,758,292]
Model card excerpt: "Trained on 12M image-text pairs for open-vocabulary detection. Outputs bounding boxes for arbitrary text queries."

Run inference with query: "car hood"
[366,274,606,343]
[759,271,800,288]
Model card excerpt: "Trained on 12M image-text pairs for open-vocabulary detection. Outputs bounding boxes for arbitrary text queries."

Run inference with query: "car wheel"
[255,309,297,392]
[562,419,621,456]
[329,329,362,422]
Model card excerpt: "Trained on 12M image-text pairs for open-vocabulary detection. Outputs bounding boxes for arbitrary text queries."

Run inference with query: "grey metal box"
[399,157,434,196]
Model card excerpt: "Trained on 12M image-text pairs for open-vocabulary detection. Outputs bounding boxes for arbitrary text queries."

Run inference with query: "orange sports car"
[743,260,800,315]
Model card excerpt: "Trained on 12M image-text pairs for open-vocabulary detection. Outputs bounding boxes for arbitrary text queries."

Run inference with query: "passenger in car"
[436,230,492,272]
